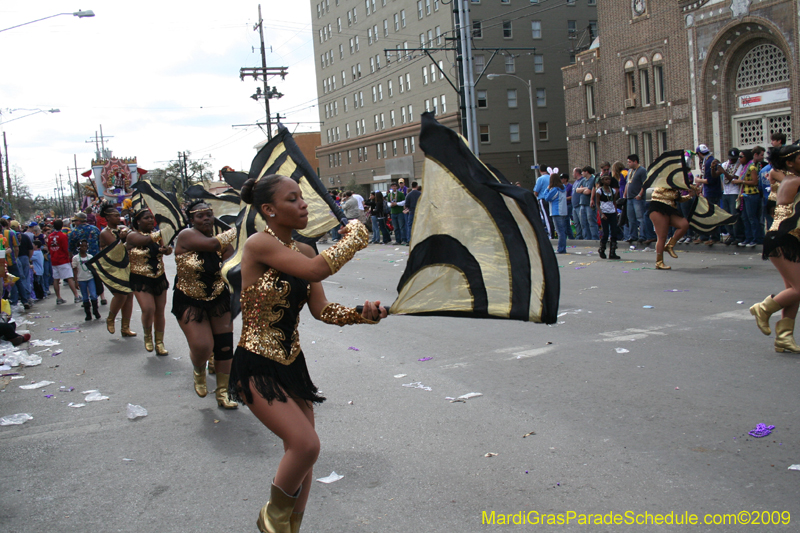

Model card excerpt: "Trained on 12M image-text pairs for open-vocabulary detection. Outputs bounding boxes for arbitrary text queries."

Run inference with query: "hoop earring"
[269,213,276,218]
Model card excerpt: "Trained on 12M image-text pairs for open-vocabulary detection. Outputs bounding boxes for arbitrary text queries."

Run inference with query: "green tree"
[146,152,213,199]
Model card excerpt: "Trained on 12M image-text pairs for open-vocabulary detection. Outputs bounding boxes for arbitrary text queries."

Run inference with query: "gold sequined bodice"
[770,205,795,232]
[174,250,226,301]
[238,266,310,365]
[650,187,686,208]
[129,231,165,278]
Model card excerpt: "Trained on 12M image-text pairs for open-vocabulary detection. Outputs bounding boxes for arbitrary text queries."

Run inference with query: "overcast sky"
[0,0,318,198]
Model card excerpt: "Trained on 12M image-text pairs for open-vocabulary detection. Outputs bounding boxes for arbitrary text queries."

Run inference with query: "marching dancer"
[171,200,238,408]
[647,185,697,270]
[229,174,385,533]
[98,202,137,337]
[126,208,172,355]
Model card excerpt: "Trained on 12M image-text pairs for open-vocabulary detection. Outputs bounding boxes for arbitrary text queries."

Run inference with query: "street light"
[0,108,60,126]
[0,10,95,33]
[486,73,539,171]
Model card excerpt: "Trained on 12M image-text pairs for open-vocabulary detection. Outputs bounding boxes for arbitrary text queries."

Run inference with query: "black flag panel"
[85,240,131,294]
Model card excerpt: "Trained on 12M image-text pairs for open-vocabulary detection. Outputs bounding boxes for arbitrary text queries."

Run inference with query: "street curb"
[551,239,762,256]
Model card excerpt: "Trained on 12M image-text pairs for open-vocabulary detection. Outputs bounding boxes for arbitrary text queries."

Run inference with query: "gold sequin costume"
[763,180,800,262]
[171,248,231,323]
[128,230,169,295]
[647,187,690,218]
[229,241,324,405]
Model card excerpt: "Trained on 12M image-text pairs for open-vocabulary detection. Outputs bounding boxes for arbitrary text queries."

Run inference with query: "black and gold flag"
[184,185,242,224]
[131,180,187,246]
[687,196,738,233]
[85,240,131,294]
[391,113,559,323]
[641,150,692,191]
[249,124,345,238]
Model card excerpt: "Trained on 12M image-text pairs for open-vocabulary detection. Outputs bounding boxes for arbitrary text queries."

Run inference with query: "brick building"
[311,0,597,191]
[562,0,798,171]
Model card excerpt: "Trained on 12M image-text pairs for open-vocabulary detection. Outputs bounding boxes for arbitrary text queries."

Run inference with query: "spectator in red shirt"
[47,219,80,304]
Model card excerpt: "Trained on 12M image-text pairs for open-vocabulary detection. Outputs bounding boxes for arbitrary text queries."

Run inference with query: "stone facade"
[563,0,799,172]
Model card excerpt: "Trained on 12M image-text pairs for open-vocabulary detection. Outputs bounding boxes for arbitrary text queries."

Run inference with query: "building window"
[382,142,387,158]
[420,33,426,49]
[422,67,429,85]
[654,65,665,104]
[346,123,350,138]
[425,0,431,15]
[408,104,413,121]
[374,114,379,130]
[440,94,446,113]
[400,9,406,27]
[388,79,393,97]
[399,75,404,94]
[642,132,653,167]
[403,138,409,154]
[411,136,416,153]
[533,54,544,73]
[507,89,517,108]
[392,140,398,156]
[352,7,357,23]
[657,130,668,154]
[372,86,377,102]
[401,107,407,124]
[567,20,576,35]
[586,83,596,118]
[736,43,789,90]
[589,20,597,37]
[509,123,520,143]
[430,64,436,82]
[380,113,385,129]
[355,36,359,51]
[629,134,638,155]
[625,70,636,103]
[538,122,548,141]
[589,141,598,169]
[378,83,383,100]
[405,73,411,91]
[390,109,396,126]
[503,21,512,38]
[348,150,352,163]
[370,57,375,73]
[347,11,352,26]
[536,88,546,107]
[477,89,488,108]
[480,125,490,143]
[472,20,482,39]
[435,26,442,45]
[343,96,348,112]
[393,13,399,31]
[639,69,651,106]
[531,20,541,39]
[417,0,423,19]
[432,96,438,114]
[424,99,430,112]
[474,55,486,77]
[505,55,515,73]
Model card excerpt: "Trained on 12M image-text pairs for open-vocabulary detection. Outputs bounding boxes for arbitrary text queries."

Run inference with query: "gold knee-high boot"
[257,483,300,533]
[215,373,238,409]
[193,365,208,397]
[143,326,154,352]
[664,235,680,259]
[655,252,671,270]
[106,312,117,334]
[121,318,137,337]
[207,356,216,375]
[290,512,304,533]
[750,295,782,335]
[774,318,800,353]
[154,331,169,355]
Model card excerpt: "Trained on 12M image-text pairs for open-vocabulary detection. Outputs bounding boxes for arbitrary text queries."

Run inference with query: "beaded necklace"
[265,226,297,250]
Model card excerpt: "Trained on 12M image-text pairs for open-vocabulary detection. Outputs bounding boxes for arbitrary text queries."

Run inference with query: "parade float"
[81,156,148,207]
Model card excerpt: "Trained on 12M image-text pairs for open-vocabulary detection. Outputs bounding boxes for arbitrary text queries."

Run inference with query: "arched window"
[736,44,789,90]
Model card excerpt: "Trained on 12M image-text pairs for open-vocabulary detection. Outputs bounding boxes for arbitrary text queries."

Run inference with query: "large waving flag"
[390,113,559,323]
[221,124,348,318]
[131,180,187,246]
[642,150,692,191]
[687,197,738,233]
[184,185,243,225]
[86,240,132,294]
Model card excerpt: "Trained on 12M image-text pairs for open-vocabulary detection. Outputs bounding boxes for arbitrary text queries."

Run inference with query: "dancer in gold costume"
[229,174,386,533]
[647,185,698,270]
[98,202,137,338]
[126,209,172,355]
[172,200,238,408]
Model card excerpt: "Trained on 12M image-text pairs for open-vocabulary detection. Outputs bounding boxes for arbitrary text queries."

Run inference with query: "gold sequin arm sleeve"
[215,228,237,250]
[320,220,369,275]
[320,302,377,325]
[150,230,163,244]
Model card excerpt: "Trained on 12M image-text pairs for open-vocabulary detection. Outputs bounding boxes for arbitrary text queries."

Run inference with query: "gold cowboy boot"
[193,365,208,397]
[664,235,680,259]
[215,373,238,409]
[257,483,299,533]
[750,295,782,336]
[143,326,154,352]
[121,318,137,337]
[655,252,671,270]
[774,318,800,353]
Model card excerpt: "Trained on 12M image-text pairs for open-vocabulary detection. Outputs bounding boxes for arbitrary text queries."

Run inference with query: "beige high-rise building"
[312,0,597,190]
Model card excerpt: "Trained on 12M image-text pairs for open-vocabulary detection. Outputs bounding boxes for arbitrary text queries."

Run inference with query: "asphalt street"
[1,241,797,532]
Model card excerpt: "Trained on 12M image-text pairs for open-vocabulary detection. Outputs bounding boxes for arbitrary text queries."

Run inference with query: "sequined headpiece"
[780,145,800,162]
[187,203,212,214]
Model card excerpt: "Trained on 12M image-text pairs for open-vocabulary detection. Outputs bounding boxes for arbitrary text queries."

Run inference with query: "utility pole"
[3,132,11,209]
[0,138,5,196]
[182,151,189,188]
[239,4,288,138]
[71,154,81,210]
[86,126,114,160]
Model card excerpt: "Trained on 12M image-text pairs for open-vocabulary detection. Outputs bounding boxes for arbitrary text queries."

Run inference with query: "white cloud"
[0,0,318,198]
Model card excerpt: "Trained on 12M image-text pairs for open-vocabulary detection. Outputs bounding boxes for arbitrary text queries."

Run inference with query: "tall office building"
[311,0,596,191]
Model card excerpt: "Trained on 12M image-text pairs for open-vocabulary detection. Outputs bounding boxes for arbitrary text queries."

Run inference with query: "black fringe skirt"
[171,288,231,323]
[763,231,800,262]
[130,273,169,296]
[647,201,683,218]
[228,347,325,405]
